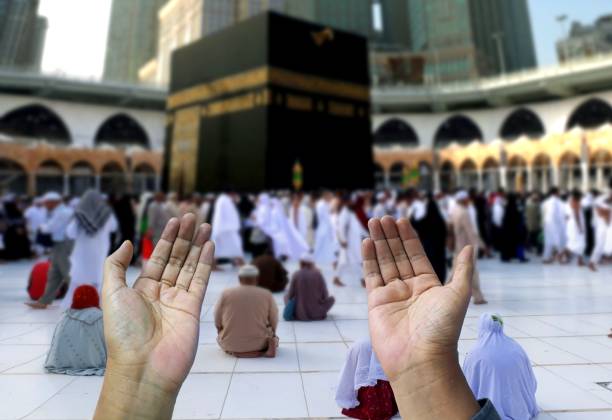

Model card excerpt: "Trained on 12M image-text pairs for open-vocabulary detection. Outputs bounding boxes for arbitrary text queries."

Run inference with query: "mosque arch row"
[374,128,612,193]
[0,143,162,196]
[0,103,152,149]
[373,96,612,148]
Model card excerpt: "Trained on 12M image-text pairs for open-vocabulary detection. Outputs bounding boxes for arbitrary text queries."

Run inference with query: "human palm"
[363,216,474,380]
[102,214,214,391]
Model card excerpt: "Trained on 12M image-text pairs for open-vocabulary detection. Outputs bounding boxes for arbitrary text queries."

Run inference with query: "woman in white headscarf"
[61,190,118,308]
[313,192,339,264]
[463,314,538,420]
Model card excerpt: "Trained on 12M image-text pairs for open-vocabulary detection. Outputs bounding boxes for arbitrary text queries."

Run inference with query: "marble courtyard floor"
[1,258,611,419]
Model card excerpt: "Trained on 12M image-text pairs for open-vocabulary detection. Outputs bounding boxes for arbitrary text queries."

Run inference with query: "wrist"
[389,354,479,420]
[94,363,179,420]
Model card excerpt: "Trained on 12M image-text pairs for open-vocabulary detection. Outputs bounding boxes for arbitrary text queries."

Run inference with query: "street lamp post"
[556,14,569,63]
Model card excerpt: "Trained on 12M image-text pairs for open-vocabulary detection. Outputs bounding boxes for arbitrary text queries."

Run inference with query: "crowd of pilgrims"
[1,183,611,419]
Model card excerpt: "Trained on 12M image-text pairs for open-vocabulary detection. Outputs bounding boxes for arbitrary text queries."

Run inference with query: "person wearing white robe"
[565,191,586,265]
[289,194,314,247]
[211,193,245,262]
[24,197,47,256]
[590,195,611,270]
[61,191,118,308]
[541,188,567,263]
[313,193,339,264]
[334,199,367,287]
[268,198,309,261]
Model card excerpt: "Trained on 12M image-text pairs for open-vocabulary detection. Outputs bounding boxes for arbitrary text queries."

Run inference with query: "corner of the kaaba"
[164,11,375,194]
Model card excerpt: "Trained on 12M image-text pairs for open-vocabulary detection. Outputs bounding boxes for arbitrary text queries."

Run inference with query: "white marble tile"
[0,375,74,419]
[1,324,57,345]
[334,320,370,342]
[221,373,308,418]
[515,338,589,365]
[191,344,236,373]
[293,320,342,342]
[25,376,102,419]
[297,342,348,372]
[174,373,232,419]
[551,411,612,419]
[534,367,612,411]
[544,364,612,405]
[302,371,342,418]
[0,344,49,372]
[234,342,299,372]
[329,303,368,320]
[541,337,612,363]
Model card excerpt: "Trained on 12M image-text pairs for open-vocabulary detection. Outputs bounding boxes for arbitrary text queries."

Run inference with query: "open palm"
[102,214,214,392]
[363,216,474,380]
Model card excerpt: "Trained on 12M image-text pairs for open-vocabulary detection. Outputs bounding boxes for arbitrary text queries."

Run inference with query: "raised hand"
[363,216,479,419]
[95,214,214,420]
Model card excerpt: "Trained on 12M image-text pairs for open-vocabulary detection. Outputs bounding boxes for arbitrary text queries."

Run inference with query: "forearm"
[390,355,479,420]
[94,366,178,420]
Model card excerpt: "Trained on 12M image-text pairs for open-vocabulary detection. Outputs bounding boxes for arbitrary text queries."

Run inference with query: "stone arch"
[373,162,385,188]
[36,160,65,194]
[95,113,150,149]
[100,161,127,194]
[500,108,545,140]
[0,158,28,194]
[0,103,71,144]
[389,161,405,187]
[133,162,158,194]
[566,98,612,130]
[70,161,96,196]
[434,115,483,148]
[374,118,419,147]
[440,161,456,191]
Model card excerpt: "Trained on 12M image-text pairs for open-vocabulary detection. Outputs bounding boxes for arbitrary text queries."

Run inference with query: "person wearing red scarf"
[45,285,106,375]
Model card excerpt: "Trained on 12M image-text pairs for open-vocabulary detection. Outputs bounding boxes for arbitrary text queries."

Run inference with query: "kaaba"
[165,12,374,192]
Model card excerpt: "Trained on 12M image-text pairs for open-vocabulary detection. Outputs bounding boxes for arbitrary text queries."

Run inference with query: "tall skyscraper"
[469,0,536,76]
[0,0,47,71]
[285,0,374,40]
[408,0,536,82]
[103,0,166,83]
[149,0,289,86]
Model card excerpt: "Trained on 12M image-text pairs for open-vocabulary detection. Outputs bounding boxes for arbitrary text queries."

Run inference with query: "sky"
[38,0,612,79]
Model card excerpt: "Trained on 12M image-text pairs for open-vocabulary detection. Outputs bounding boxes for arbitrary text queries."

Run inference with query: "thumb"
[103,241,133,296]
[447,245,474,303]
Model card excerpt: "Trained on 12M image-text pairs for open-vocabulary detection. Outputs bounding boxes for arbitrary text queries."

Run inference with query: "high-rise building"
[408,0,536,82]
[103,0,166,83]
[147,0,288,86]
[0,0,47,71]
[469,0,536,76]
[376,0,411,49]
[557,15,612,62]
[285,0,373,40]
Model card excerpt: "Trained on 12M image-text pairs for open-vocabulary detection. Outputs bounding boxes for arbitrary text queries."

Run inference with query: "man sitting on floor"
[284,253,335,321]
[252,251,289,293]
[45,285,106,375]
[214,264,279,357]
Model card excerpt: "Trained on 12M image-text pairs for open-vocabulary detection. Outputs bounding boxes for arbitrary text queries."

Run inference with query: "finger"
[447,245,474,303]
[188,239,215,301]
[380,216,415,279]
[103,240,133,297]
[362,238,384,292]
[397,218,437,278]
[135,218,179,289]
[368,218,400,283]
[160,214,197,288]
[175,224,211,290]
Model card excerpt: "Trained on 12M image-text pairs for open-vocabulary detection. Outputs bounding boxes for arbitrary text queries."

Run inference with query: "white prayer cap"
[376,191,386,200]
[238,264,259,278]
[454,190,469,201]
[42,191,62,202]
[33,196,44,205]
[300,252,315,264]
